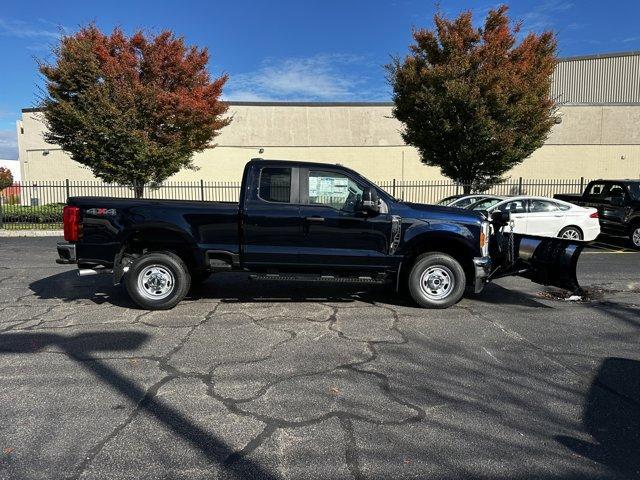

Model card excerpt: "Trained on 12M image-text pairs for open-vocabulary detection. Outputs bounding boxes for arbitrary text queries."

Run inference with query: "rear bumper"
[582,224,601,242]
[56,242,77,264]
[473,256,492,293]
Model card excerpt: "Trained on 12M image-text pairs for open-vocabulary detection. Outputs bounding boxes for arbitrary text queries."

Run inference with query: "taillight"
[63,206,81,242]
[589,211,599,219]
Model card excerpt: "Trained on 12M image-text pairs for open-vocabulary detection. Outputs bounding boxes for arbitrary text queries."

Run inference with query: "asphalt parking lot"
[0,237,638,480]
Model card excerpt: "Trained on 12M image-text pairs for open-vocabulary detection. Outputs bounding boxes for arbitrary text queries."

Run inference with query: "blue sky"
[1,0,639,159]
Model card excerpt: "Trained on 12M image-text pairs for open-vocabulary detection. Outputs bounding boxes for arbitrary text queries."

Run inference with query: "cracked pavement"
[0,237,639,479]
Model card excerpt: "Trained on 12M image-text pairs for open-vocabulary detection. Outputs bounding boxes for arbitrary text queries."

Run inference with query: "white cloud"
[0,18,62,40]
[521,0,574,32]
[225,53,387,102]
[0,129,18,160]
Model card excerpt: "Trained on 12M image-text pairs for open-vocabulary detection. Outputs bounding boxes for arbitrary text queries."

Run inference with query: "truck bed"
[67,196,241,265]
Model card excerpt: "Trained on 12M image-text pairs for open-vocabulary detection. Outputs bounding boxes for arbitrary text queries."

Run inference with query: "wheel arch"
[114,225,202,283]
[558,224,584,238]
[399,231,477,286]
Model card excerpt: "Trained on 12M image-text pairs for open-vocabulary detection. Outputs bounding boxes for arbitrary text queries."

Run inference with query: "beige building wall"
[17,103,640,183]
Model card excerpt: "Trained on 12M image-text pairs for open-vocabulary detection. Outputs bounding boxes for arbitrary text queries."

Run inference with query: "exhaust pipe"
[78,268,112,277]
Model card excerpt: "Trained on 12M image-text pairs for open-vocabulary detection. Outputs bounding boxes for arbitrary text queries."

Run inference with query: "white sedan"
[469,196,601,241]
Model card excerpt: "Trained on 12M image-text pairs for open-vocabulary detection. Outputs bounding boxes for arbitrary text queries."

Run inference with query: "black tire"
[407,252,466,309]
[125,251,191,310]
[558,226,583,240]
[630,224,640,250]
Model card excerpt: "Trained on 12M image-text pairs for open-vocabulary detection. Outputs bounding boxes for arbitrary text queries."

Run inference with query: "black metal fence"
[0,177,589,230]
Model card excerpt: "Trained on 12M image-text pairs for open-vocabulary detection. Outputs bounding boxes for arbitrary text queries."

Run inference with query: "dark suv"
[555,180,640,249]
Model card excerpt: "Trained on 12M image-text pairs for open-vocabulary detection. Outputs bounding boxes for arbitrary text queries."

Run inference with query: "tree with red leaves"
[40,25,230,197]
[0,167,13,191]
[388,6,558,192]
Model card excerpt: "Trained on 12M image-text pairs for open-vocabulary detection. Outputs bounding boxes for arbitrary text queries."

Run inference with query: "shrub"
[1,204,64,224]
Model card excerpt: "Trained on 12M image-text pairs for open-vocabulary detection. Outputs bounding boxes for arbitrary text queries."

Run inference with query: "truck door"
[600,183,629,235]
[242,165,303,268]
[296,168,394,271]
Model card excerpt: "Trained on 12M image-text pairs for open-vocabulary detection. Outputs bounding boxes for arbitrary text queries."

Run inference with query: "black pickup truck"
[555,179,640,249]
[57,159,585,309]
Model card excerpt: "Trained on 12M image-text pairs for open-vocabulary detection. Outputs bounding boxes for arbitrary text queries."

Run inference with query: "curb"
[0,230,63,237]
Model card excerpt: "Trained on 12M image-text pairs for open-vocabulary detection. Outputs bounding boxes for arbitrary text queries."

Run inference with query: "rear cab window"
[259,167,293,203]
[586,182,607,200]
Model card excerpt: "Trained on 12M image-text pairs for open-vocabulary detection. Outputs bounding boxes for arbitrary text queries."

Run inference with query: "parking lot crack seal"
[339,417,364,480]
[223,423,278,467]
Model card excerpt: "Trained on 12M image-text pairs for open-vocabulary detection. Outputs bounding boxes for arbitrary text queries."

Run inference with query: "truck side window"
[308,170,364,212]
[607,185,625,198]
[587,183,606,198]
[259,167,292,203]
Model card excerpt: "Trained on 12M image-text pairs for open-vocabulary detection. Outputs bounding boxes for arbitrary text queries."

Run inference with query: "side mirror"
[361,187,380,214]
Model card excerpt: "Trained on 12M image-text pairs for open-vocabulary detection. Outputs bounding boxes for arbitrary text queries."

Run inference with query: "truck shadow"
[556,357,640,478]
[0,330,277,479]
[29,270,137,308]
[30,270,555,310]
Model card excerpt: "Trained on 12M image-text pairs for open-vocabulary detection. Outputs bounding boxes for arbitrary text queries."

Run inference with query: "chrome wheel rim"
[419,266,454,300]
[633,227,640,247]
[137,265,175,300]
[561,229,580,240]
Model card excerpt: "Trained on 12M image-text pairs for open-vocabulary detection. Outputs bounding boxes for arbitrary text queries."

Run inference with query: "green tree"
[387,6,558,192]
[40,25,230,197]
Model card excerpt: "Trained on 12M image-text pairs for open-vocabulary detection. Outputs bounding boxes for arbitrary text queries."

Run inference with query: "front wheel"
[630,224,640,250]
[125,251,191,310]
[408,252,466,308]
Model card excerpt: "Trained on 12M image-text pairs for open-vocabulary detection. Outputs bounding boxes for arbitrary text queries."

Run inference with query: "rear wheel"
[630,224,640,250]
[559,226,583,240]
[408,252,466,308]
[125,251,191,310]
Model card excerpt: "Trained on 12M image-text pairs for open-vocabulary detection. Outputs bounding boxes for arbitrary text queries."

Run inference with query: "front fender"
[397,220,479,257]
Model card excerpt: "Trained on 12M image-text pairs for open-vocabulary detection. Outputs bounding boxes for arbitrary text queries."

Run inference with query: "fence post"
[392,179,396,198]
[200,180,205,201]
[580,176,584,192]
[518,177,523,195]
[65,179,70,201]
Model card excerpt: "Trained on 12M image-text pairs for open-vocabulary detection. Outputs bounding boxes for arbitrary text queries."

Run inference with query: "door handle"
[305,216,325,222]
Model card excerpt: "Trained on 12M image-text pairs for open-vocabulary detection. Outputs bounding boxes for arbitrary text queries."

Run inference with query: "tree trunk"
[133,183,145,199]
[462,183,472,195]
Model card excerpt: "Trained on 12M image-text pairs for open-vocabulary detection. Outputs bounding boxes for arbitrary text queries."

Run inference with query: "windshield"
[438,196,460,206]
[469,198,503,210]
[628,183,640,200]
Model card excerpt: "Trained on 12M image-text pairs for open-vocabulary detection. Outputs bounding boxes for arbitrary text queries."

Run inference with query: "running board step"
[249,274,389,284]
